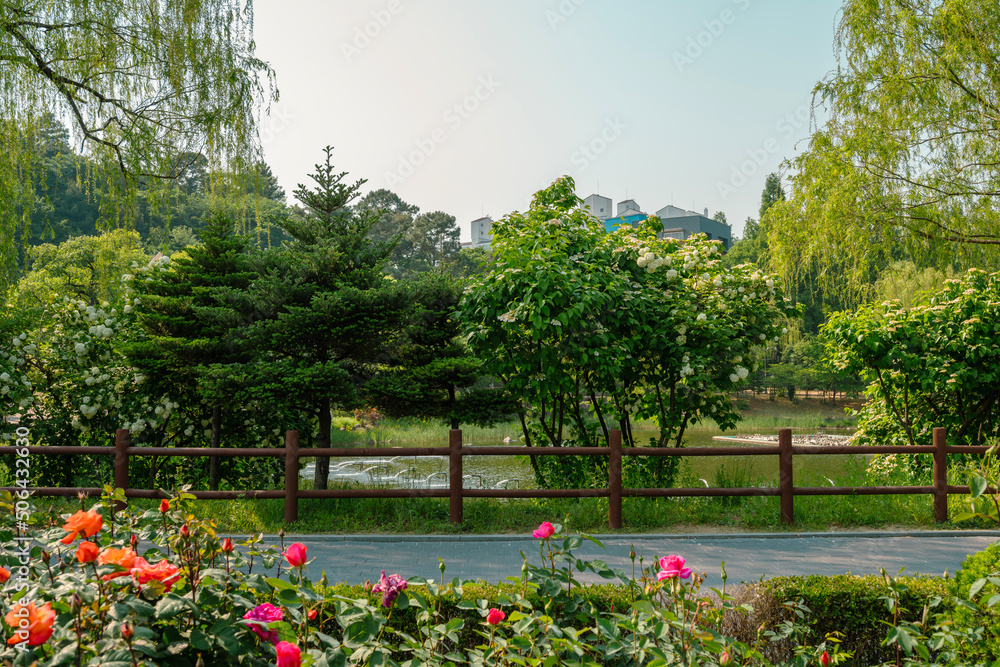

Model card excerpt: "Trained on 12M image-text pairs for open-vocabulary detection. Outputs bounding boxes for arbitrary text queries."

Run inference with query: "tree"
[0,0,276,295]
[123,215,257,490]
[10,229,148,311]
[758,173,785,220]
[767,0,1000,303]
[399,211,461,277]
[365,272,516,430]
[459,177,797,488]
[246,147,409,490]
[825,269,1000,449]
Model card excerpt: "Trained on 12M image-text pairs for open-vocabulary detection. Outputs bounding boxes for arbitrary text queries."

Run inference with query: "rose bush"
[2,491,997,665]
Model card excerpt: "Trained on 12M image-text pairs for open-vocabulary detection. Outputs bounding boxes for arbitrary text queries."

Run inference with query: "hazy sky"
[253,0,843,241]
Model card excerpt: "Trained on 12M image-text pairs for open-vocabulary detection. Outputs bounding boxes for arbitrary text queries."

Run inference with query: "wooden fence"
[0,428,989,527]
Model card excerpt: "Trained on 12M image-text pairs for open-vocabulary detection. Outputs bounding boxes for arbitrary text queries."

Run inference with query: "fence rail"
[0,427,987,527]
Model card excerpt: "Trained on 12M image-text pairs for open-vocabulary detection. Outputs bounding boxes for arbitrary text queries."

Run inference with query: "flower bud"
[122,623,134,641]
[70,593,83,613]
[278,528,286,539]
[180,524,190,538]
[221,538,234,553]
[308,608,317,621]
[820,651,830,667]
[720,649,731,666]
[159,499,170,513]
[41,550,50,565]
[130,533,138,549]
[76,541,99,563]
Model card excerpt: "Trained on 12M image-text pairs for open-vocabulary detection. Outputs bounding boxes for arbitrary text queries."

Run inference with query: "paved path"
[236,531,1000,588]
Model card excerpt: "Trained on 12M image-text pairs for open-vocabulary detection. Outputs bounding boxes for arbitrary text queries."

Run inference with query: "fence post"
[114,429,129,513]
[285,430,299,524]
[933,427,947,523]
[450,429,463,524]
[778,428,793,524]
[609,429,622,530]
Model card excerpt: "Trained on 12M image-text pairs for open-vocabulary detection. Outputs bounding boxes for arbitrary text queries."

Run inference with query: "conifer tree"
[248,146,409,490]
[124,214,256,489]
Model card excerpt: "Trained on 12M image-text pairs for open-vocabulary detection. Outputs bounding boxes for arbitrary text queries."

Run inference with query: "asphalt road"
[234,530,1000,588]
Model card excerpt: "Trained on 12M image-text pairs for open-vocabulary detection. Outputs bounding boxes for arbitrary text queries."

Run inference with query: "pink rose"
[532,521,555,539]
[371,570,408,607]
[242,603,283,644]
[276,641,301,667]
[486,608,505,625]
[285,543,307,567]
[657,554,692,580]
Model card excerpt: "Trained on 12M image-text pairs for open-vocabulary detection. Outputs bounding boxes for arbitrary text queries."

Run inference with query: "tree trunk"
[209,404,222,491]
[314,397,331,491]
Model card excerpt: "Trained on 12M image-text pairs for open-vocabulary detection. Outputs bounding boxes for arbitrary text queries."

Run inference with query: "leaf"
[632,600,656,615]
[971,476,989,499]
[154,594,190,619]
[266,577,297,591]
[189,627,212,650]
[970,577,989,598]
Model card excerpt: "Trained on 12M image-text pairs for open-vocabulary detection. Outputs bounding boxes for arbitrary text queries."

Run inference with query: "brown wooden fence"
[0,427,988,528]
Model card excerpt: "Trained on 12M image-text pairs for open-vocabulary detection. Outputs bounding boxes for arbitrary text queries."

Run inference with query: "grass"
[20,457,983,536]
[21,396,980,536]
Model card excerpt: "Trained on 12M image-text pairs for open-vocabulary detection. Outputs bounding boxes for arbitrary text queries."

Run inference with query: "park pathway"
[238,530,1000,588]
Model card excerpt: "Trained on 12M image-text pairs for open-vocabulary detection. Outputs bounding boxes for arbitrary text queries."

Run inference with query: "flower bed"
[1,487,998,665]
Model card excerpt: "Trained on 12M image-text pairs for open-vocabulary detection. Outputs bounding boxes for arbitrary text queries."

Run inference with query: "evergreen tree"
[123,215,256,489]
[759,172,785,220]
[365,273,515,429]
[248,146,409,490]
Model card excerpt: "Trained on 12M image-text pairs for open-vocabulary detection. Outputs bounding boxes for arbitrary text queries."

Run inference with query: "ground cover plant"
[3,489,1000,666]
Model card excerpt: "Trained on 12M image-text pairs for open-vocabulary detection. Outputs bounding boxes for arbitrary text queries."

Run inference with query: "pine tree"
[247,146,409,490]
[365,273,516,429]
[123,214,256,489]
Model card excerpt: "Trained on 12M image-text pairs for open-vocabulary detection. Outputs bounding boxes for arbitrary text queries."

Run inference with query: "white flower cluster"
[728,366,750,383]
[1,333,35,409]
[498,310,517,323]
[636,247,672,274]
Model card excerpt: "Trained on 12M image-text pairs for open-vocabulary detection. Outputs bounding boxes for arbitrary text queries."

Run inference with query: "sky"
[252,0,844,242]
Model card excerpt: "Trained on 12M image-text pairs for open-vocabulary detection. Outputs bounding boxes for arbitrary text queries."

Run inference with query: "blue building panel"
[604,213,647,232]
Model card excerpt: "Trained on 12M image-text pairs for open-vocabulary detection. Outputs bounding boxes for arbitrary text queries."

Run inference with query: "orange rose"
[131,558,181,592]
[76,541,99,563]
[60,509,103,545]
[98,547,137,581]
[0,566,9,583]
[4,602,56,646]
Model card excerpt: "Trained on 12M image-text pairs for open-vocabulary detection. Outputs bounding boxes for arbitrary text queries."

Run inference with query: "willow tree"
[767,0,1000,305]
[0,0,276,296]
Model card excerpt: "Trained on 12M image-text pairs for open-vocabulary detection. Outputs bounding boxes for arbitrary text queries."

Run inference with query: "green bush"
[951,541,1000,661]
[732,574,950,666]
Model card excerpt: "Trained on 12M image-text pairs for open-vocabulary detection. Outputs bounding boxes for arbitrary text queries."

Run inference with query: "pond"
[299,426,864,490]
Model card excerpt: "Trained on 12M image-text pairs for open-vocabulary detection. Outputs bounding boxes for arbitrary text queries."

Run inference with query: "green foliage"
[747,574,950,665]
[246,147,410,489]
[0,0,276,296]
[950,542,1000,661]
[365,272,517,430]
[766,0,1000,305]
[459,176,798,489]
[10,229,149,310]
[355,189,463,279]
[825,269,1000,449]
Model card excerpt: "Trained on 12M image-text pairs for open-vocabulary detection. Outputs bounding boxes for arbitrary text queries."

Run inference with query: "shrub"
[730,574,950,665]
[2,488,852,666]
[951,541,1000,661]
